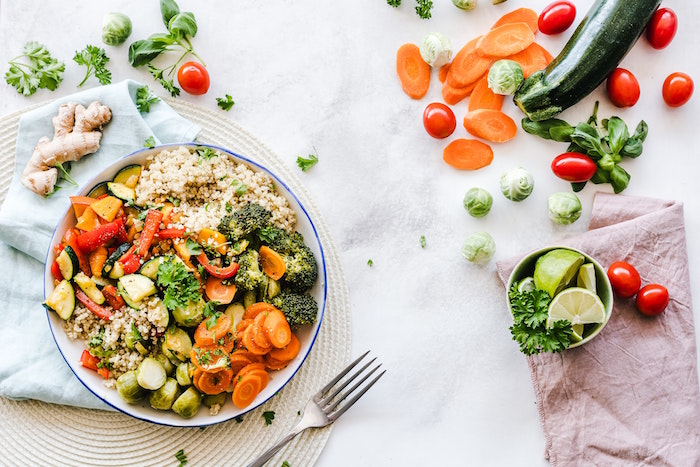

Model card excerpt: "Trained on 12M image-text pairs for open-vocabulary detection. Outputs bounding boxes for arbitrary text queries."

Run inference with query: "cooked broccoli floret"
[283,244,318,291]
[270,292,318,327]
[218,203,272,242]
[233,249,266,291]
[257,226,294,254]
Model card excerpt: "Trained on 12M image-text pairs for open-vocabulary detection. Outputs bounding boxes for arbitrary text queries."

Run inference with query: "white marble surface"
[1,0,699,465]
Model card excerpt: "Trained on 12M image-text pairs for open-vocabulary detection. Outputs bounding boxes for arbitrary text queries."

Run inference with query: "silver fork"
[245,351,385,467]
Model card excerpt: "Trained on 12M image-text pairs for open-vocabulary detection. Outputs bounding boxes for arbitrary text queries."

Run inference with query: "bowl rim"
[43,142,328,427]
[506,245,613,348]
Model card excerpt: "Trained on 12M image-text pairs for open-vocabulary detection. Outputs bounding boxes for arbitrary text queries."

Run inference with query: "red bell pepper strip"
[79,349,109,379]
[154,227,186,239]
[196,252,239,279]
[51,260,62,281]
[76,218,124,253]
[102,284,126,310]
[137,209,164,257]
[116,217,129,244]
[74,287,113,321]
[116,245,141,275]
[64,228,91,275]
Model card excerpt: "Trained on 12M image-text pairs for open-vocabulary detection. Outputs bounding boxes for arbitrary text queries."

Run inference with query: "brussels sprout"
[116,370,147,404]
[162,326,193,363]
[419,32,453,68]
[172,298,206,327]
[154,353,175,376]
[487,60,524,95]
[500,167,534,202]
[461,232,496,265]
[136,357,167,391]
[548,192,582,225]
[150,377,181,411]
[101,12,132,46]
[172,386,202,419]
[463,187,493,217]
[176,362,195,386]
[202,393,227,408]
[452,0,477,10]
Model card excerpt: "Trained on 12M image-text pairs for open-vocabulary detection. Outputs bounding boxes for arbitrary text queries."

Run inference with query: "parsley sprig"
[508,283,572,356]
[73,45,111,87]
[385,0,433,19]
[296,148,319,172]
[216,94,235,111]
[5,41,65,96]
[156,259,202,311]
[136,85,161,113]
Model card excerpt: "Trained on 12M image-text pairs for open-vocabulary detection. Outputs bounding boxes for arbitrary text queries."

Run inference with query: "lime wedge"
[518,276,536,293]
[571,323,585,342]
[546,287,606,328]
[533,249,585,298]
[576,263,597,293]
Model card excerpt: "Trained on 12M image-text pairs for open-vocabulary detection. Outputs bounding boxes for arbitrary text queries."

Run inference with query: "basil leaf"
[521,117,572,141]
[128,39,167,67]
[607,117,629,155]
[610,165,630,193]
[168,12,197,38]
[598,154,615,171]
[549,125,575,143]
[590,168,610,185]
[160,0,180,28]
[620,137,643,158]
[633,120,648,142]
[571,123,607,158]
[571,181,586,192]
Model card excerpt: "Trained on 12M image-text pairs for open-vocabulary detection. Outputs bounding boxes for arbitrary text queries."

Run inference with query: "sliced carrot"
[231,374,262,408]
[268,333,300,362]
[506,42,552,78]
[477,22,535,57]
[205,276,237,305]
[258,245,286,280]
[194,313,232,346]
[237,363,267,378]
[442,139,494,170]
[192,368,204,392]
[468,76,505,111]
[264,354,290,371]
[243,302,276,320]
[446,37,492,88]
[491,7,538,34]
[190,344,231,372]
[533,42,554,63]
[242,325,271,356]
[252,312,272,350]
[441,79,479,106]
[463,109,518,143]
[263,309,292,349]
[197,368,233,395]
[438,63,450,83]
[88,246,109,278]
[229,351,254,374]
[396,43,430,99]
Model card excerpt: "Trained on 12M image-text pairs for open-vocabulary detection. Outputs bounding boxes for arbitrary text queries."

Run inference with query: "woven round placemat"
[0,98,352,467]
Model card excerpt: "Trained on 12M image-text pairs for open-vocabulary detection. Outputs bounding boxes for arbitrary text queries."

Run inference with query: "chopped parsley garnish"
[296,149,318,172]
[230,179,248,196]
[144,136,156,148]
[167,196,180,207]
[225,202,233,214]
[175,448,187,467]
[156,260,202,311]
[130,321,142,341]
[367,259,373,267]
[216,94,235,111]
[420,235,426,248]
[185,238,202,256]
[263,410,275,425]
[135,85,160,113]
[196,146,218,161]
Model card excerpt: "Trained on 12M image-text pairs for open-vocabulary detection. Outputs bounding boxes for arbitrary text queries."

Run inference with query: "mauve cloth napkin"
[0,80,200,409]
[497,193,700,466]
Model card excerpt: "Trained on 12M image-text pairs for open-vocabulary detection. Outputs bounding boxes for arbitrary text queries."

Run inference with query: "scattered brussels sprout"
[172,386,202,419]
[202,393,227,408]
[419,32,453,68]
[452,0,477,11]
[116,370,147,404]
[461,231,496,265]
[136,357,167,391]
[150,377,181,411]
[175,362,195,387]
[172,298,206,327]
[162,326,193,363]
[487,60,524,95]
[101,12,132,46]
[500,167,534,202]
[463,187,493,218]
[154,353,175,376]
[548,192,582,225]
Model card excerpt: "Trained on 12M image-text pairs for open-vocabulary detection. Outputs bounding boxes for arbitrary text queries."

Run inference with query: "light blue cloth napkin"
[0,79,200,409]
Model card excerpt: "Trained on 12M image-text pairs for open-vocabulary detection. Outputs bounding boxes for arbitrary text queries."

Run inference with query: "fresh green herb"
[281,462,290,467]
[185,237,202,256]
[128,0,204,96]
[230,179,248,196]
[521,101,647,194]
[508,283,572,355]
[263,410,275,425]
[135,85,160,113]
[219,174,228,181]
[225,202,233,214]
[175,448,188,467]
[257,226,280,244]
[296,149,319,172]
[415,0,434,19]
[367,259,374,267]
[48,161,78,197]
[203,301,220,329]
[196,146,218,160]
[420,235,426,248]
[167,196,181,207]
[130,322,142,341]
[235,415,244,423]
[216,94,235,111]
[137,208,151,221]
[73,45,111,86]
[144,136,156,148]
[387,0,401,6]
[5,41,65,96]
[89,329,105,348]
[157,260,202,311]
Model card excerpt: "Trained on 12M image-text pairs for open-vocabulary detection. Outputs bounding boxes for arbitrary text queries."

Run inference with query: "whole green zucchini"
[513,0,660,121]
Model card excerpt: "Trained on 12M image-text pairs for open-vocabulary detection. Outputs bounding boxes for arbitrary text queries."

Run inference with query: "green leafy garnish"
[216,94,235,111]
[175,448,188,467]
[144,136,156,148]
[296,149,318,172]
[135,85,160,113]
[508,283,572,355]
[196,146,217,160]
[5,41,65,96]
[230,179,248,196]
[414,0,433,19]
[420,235,426,248]
[387,0,401,6]
[157,260,202,311]
[73,45,111,86]
[263,410,275,425]
[185,237,202,256]
[367,259,374,267]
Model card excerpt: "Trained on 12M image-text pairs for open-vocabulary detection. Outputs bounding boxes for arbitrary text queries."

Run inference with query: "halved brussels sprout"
[202,393,227,408]
[172,386,202,419]
[136,357,167,391]
[150,377,181,411]
[162,326,193,364]
[176,362,196,387]
[116,370,147,404]
[419,32,453,68]
[172,298,206,327]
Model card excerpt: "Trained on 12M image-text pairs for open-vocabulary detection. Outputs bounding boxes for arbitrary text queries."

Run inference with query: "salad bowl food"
[507,246,613,350]
[43,143,326,426]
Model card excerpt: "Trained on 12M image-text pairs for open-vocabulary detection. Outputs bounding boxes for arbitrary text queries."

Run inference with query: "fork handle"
[245,424,306,467]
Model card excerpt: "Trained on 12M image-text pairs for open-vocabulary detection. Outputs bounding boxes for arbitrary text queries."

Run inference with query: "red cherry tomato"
[662,72,694,107]
[636,284,669,316]
[423,102,456,139]
[551,152,597,183]
[177,61,210,95]
[538,1,576,35]
[606,68,640,108]
[646,8,677,50]
[607,261,641,299]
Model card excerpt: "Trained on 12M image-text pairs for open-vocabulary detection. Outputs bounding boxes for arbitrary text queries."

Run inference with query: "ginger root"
[21,101,112,197]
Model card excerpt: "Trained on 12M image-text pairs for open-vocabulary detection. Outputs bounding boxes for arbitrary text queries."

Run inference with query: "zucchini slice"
[102,243,132,277]
[117,281,140,309]
[107,182,136,203]
[109,261,126,280]
[119,274,157,303]
[113,164,142,189]
[139,255,185,280]
[87,181,109,199]
[44,280,76,320]
[73,272,106,305]
[56,245,79,280]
